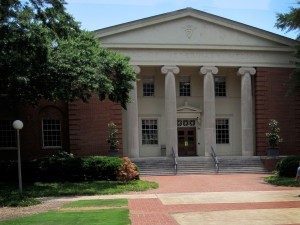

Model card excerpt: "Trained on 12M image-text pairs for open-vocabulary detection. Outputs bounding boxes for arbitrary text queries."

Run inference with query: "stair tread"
[131,157,269,176]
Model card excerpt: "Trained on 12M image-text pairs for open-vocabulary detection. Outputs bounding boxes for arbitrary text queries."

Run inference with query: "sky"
[65,0,298,39]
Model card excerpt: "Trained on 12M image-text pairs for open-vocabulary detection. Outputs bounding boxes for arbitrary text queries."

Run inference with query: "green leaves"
[275,2,300,95]
[265,119,283,148]
[0,0,135,108]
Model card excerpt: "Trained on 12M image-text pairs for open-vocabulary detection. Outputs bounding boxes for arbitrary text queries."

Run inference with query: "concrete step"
[131,156,270,176]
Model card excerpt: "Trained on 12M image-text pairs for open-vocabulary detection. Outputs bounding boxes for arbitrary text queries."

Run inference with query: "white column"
[161,65,180,157]
[238,67,256,156]
[126,66,140,158]
[200,66,218,156]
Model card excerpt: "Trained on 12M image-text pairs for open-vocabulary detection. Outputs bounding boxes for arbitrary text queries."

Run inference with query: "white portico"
[94,8,296,158]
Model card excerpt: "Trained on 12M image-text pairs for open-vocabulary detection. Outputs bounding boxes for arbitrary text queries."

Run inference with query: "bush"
[117,157,140,182]
[0,153,140,183]
[82,156,123,181]
[277,156,300,177]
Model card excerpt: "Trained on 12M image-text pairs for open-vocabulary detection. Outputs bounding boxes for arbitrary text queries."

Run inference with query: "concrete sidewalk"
[46,174,300,224]
[129,174,300,225]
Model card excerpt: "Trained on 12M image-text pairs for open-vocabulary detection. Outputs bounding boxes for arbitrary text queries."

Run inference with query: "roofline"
[93,7,297,47]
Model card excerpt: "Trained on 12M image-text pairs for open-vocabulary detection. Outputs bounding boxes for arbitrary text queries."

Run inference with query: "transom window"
[177,119,196,127]
[142,119,158,145]
[215,76,226,97]
[216,119,229,144]
[179,76,191,96]
[0,120,16,148]
[42,119,62,148]
[143,78,154,96]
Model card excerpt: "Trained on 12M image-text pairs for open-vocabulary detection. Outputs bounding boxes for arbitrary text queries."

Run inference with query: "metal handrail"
[211,146,219,173]
[172,147,178,174]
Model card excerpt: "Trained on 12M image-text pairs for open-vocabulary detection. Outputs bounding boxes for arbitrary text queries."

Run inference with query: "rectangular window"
[42,119,62,148]
[215,76,226,97]
[216,119,229,144]
[142,119,158,145]
[143,78,154,96]
[0,120,16,148]
[179,76,191,96]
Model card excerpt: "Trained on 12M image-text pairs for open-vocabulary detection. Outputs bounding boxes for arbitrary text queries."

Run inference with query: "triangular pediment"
[177,102,201,121]
[95,8,296,50]
[177,101,201,113]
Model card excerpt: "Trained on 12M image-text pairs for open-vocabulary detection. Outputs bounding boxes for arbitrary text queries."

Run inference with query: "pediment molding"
[177,101,202,123]
[95,8,296,48]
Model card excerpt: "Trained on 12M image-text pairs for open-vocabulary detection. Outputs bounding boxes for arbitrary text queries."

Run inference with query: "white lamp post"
[13,120,24,194]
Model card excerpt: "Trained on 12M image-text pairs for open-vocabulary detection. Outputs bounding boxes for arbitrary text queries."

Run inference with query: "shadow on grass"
[0,180,158,207]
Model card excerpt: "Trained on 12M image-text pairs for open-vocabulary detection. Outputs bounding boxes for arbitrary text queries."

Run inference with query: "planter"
[267,147,279,156]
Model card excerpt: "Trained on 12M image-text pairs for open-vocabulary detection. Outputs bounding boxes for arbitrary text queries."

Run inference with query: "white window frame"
[142,77,155,97]
[42,119,62,149]
[216,118,230,144]
[0,119,16,150]
[215,76,226,97]
[179,76,191,96]
[141,118,159,145]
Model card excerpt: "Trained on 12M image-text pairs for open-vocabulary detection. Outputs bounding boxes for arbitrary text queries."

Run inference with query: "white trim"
[42,119,62,149]
[95,8,296,47]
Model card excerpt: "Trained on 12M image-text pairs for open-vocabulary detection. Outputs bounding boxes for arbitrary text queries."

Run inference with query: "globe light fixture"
[13,120,24,194]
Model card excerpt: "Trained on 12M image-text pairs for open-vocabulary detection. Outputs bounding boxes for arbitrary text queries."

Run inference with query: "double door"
[178,127,197,156]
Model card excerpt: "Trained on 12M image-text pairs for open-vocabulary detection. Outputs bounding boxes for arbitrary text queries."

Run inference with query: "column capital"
[200,66,218,75]
[161,65,180,75]
[238,67,256,76]
[132,65,141,74]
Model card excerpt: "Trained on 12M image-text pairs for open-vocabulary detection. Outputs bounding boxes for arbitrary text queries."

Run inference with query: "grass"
[264,176,300,187]
[0,199,130,225]
[0,180,158,207]
[62,199,128,208]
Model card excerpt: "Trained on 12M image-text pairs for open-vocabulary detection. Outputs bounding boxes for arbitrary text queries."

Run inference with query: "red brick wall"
[68,95,123,157]
[255,68,300,156]
[0,99,69,160]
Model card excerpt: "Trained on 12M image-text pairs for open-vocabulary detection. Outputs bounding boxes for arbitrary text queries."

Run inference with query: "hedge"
[277,156,300,177]
[0,152,139,182]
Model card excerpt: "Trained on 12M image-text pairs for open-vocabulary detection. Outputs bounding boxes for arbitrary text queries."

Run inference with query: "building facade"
[94,8,299,158]
[0,8,299,160]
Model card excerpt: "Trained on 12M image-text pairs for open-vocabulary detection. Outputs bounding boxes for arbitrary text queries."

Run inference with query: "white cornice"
[94,8,297,48]
[101,43,295,52]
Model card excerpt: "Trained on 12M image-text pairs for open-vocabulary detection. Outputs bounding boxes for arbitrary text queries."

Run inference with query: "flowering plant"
[107,121,119,150]
[266,119,283,148]
[117,157,140,182]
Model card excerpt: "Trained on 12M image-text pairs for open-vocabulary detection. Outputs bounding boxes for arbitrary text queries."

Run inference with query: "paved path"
[1,174,300,224]
[129,174,300,225]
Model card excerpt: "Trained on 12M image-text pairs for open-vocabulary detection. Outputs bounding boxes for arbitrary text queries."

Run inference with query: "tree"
[0,0,135,108]
[275,1,300,95]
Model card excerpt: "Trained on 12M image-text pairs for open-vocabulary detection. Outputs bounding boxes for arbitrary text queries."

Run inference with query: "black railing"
[172,147,178,174]
[211,146,219,173]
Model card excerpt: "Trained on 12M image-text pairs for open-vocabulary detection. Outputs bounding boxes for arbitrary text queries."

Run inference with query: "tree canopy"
[0,0,135,108]
[275,1,300,95]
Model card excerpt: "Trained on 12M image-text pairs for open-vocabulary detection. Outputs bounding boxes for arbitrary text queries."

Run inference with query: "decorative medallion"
[182,25,196,39]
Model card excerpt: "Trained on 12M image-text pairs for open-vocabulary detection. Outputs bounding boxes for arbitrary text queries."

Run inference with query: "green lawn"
[62,199,128,208]
[0,180,158,207]
[0,200,131,225]
[264,176,299,187]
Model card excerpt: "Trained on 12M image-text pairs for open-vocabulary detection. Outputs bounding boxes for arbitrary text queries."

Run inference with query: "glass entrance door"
[178,127,197,156]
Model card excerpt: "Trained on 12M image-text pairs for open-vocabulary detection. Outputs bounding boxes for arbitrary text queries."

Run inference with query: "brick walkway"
[129,174,300,225]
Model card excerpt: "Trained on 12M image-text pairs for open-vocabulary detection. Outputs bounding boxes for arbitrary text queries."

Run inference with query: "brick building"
[0,8,299,161]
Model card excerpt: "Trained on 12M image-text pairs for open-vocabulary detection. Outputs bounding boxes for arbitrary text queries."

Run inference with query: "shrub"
[117,157,140,182]
[82,156,123,181]
[277,156,300,177]
[265,119,283,148]
[0,153,139,182]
